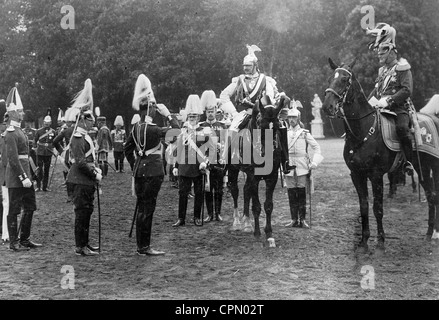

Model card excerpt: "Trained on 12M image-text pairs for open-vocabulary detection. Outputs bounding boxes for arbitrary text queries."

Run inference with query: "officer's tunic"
[34,126,55,190]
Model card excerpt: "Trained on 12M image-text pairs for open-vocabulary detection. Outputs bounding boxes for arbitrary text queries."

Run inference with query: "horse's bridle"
[325,67,377,143]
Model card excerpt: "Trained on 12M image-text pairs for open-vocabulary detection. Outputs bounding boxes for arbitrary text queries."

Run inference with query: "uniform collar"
[76,127,88,135]
[10,120,21,127]
[206,119,217,125]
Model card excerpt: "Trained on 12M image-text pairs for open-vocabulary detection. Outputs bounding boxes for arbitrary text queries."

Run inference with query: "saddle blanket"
[381,112,439,158]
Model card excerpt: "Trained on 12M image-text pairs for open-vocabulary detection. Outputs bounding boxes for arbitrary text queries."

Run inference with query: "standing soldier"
[124,74,180,255]
[4,86,42,251]
[0,105,8,241]
[284,106,323,228]
[172,94,210,227]
[56,108,67,137]
[66,79,101,256]
[111,115,126,173]
[96,114,112,177]
[34,111,55,191]
[199,90,227,222]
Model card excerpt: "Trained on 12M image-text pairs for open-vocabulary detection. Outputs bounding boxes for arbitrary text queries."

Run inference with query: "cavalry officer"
[172,94,210,227]
[66,78,101,256]
[111,115,126,173]
[96,115,112,177]
[4,86,42,251]
[34,114,55,191]
[124,74,180,256]
[284,107,323,228]
[366,23,414,175]
[199,90,227,222]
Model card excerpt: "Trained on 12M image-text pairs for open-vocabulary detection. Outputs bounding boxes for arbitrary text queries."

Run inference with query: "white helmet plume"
[71,78,93,111]
[132,74,156,111]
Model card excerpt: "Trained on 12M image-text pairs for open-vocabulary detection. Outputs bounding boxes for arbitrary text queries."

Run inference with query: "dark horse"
[322,58,439,252]
[225,95,290,247]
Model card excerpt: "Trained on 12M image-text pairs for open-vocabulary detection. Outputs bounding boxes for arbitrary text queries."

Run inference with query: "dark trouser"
[134,176,164,250]
[98,152,109,176]
[64,150,74,200]
[287,187,307,221]
[7,187,37,244]
[114,151,125,171]
[178,175,203,220]
[278,127,290,173]
[395,112,413,164]
[205,169,224,217]
[37,155,52,190]
[72,184,95,248]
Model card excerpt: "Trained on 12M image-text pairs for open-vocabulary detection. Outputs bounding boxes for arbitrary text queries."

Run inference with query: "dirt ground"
[1,138,439,302]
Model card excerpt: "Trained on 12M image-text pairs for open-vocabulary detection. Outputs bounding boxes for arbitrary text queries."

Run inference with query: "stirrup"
[404,161,414,176]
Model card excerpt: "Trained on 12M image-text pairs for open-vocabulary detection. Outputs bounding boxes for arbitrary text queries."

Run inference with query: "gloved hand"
[199,162,207,171]
[157,103,171,117]
[22,178,32,188]
[309,162,318,170]
[95,168,102,175]
[376,97,389,109]
[95,173,103,182]
[172,168,179,177]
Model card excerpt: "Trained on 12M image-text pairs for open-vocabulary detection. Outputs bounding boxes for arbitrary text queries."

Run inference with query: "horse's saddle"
[380,111,439,158]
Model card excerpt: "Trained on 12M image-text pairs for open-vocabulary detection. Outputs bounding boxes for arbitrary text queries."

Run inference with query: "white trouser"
[2,186,9,241]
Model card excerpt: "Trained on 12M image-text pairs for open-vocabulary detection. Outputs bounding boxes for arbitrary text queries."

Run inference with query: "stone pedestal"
[311,120,325,139]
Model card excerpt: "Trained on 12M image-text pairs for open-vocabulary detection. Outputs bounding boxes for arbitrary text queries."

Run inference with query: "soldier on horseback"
[367,23,415,176]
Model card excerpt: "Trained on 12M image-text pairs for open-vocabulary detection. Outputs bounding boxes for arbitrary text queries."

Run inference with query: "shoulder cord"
[132,123,148,156]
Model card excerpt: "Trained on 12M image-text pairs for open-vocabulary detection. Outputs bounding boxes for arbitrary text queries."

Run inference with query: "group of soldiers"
[0,21,413,257]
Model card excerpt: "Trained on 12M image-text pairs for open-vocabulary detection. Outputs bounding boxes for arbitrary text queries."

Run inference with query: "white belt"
[18,155,28,159]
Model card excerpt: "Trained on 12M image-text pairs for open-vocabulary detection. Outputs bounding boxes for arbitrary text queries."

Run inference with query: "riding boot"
[298,188,309,228]
[120,161,124,173]
[103,162,109,177]
[401,136,414,176]
[278,127,291,174]
[75,210,88,248]
[19,211,42,248]
[214,191,223,221]
[7,215,29,251]
[285,188,299,227]
[204,191,214,222]
[173,193,188,227]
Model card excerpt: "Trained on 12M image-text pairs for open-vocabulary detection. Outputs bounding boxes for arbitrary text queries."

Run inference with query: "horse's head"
[254,94,290,130]
[322,57,356,118]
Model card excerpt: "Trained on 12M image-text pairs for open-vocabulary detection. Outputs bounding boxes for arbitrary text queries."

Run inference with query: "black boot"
[103,163,109,176]
[173,193,188,227]
[204,192,214,222]
[401,136,414,176]
[285,188,299,227]
[297,188,309,228]
[20,211,42,248]
[7,215,29,251]
[214,192,223,221]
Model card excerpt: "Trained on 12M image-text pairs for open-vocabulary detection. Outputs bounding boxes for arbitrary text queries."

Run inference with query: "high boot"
[120,161,124,173]
[7,215,29,251]
[298,188,309,228]
[401,136,414,176]
[20,211,42,248]
[103,162,109,177]
[204,192,214,222]
[285,188,299,227]
[173,193,187,227]
[214,191,223,221]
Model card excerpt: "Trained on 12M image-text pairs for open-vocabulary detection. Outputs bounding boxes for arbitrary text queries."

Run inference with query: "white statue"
[311,93,323,122]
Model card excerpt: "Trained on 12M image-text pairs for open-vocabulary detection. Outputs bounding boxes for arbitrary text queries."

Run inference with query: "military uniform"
[5,120,40,250]
[96,121,112,176]
[124,116,179,252]
[66,126,100,254]
[53,125,75,200]
[23,126,37,173]
[285,121,322,228]
[34,126,55,191]
[111,127,126,172]
[199,119,227,222]
[0,120,8,240]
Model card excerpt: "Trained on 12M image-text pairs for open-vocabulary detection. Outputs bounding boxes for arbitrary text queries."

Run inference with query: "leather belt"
[38,142,49,147]
[18,155,28,159]
[70,159,94,164]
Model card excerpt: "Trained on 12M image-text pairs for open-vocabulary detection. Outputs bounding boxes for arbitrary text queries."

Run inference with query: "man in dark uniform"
[199,90,227,222]
[4,86,42,251]
[34,115,56,191]
[111,115,126,173]
[23,110,37,171]
[367,23,415,175]
[66,78,101,256]
[96,116,112,177]
[124,74,180,256]
[53,107,75,201]
[172,94,211,228]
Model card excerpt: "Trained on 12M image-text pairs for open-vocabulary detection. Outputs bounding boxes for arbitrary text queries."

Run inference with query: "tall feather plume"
[200,90,217,111]
[132,74,156,111]
[71,78,93,112]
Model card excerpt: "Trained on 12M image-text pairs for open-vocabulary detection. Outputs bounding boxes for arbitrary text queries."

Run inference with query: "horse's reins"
[325,67,378,143]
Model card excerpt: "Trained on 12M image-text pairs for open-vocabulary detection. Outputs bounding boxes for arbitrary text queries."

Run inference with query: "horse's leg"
[370,173,385,251]
[417,161,436,240]
[263,175,278,247]
[228,166,242,231]
[432,165,439,241]
[242,169,254,233]
[388,172,396,199]
[351,171,370,251]
[251,176,262,239]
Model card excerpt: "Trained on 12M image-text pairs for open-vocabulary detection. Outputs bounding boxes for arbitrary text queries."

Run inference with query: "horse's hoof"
[374,246,386,256]
[230,219,242,231]
[432,230,439,240]
[356,244,369,254]
[266,238,276,248]
[425,234,433,241]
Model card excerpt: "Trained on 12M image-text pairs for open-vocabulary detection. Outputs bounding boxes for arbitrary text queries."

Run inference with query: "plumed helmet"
[287,107,300,117]
[44,115,52,123]
[131,114,140,125]
[243,44,261,65]
[114,115,124,126]
[132,74,156,111]
[5,86,24,112]
[366,23,397,51]
[57,108,65,122]
[71,79,93,111]
[0,99,5,111]
[200,90,217,112]
[184,94,202,116]
[64,107,77,122]
[97,116,106,123]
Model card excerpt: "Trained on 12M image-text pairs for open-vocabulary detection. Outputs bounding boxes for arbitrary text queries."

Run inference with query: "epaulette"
[396,58,411,71]
[73,132,83,138]
[6,126,15,132]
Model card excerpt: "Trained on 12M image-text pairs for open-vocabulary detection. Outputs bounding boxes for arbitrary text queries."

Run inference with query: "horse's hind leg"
[228,167,242,231]
[370,174,385,251]
[242,171,255,233]
[416,161,436,240]
[263,177,277,247]
[351,171,370,252]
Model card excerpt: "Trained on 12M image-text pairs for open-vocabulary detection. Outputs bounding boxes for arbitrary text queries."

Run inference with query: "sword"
[308,170,312,229]
[97,183,102,252]
[48,153,59,189]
